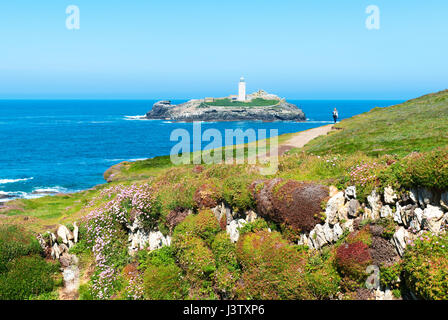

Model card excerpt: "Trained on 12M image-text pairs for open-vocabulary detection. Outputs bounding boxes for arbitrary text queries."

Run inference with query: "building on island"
[238,77,246,101]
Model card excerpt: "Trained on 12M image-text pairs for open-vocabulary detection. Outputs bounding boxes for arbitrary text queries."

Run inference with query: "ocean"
[0,99,402,201]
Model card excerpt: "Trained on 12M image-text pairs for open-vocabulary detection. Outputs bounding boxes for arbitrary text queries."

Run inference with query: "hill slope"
[304,90,448,156]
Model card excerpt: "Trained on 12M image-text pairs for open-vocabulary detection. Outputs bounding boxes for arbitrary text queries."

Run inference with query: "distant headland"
[145,77,306,122]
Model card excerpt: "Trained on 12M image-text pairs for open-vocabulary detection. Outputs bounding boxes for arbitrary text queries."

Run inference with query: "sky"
[0,0,447,100]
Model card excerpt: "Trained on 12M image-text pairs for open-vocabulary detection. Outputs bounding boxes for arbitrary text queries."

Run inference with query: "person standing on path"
[332,108,339,123]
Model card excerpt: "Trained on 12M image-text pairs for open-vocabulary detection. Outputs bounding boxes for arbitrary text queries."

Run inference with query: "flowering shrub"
[236,230,312,300]
[83,184,159,299]
[402,232,448,300]
[335,241,372,283]
[387,147,448,190]
[349,161,386,201]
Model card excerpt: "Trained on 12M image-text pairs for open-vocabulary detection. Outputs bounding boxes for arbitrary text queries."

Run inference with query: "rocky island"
[146,79,306,122]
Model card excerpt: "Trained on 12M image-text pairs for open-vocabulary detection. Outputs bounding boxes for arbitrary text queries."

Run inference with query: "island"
[145,78,306,122]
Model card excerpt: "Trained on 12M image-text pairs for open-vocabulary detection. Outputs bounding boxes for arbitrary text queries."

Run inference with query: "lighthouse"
[238,77,246,101]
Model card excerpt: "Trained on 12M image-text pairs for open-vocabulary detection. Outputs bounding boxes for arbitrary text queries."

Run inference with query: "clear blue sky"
[0,0,447,99]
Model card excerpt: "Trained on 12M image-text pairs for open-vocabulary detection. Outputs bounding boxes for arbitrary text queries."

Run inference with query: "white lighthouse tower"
[238,76,246,101]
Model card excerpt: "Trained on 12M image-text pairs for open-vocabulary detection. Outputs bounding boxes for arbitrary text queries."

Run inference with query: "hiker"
[332,108,339,123]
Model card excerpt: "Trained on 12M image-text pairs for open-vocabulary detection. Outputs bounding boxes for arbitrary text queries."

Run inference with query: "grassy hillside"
[305,90,448,156]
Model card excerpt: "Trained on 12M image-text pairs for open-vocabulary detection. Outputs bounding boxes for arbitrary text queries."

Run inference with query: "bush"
[173,210,221,245]
[305,254,341,299]
[172,235,216,280]
[0,225,42,274]
[0,255,59,300]
[387,147,448,190]
[402,232,448,300]
[335,241,372,283]
[235,230,312,299]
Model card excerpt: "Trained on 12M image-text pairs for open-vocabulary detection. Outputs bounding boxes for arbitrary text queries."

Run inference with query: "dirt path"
[278,124,335,155]
[254,124,335,162]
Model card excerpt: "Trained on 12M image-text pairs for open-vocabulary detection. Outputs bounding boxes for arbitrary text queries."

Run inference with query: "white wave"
[32,186,69,194]
[124,115,150,121]
[0,177,34,184]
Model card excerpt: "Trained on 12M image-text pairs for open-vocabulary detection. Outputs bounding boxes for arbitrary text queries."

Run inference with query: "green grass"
[205,98,280,107]
[304,90,448,156]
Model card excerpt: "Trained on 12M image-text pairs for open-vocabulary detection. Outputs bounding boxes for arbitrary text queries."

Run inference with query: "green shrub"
[388,147,448,190]
[0,225,42,274]
[305,256,341,299]
[402,232,448,300]
[335,241,372,284]
[172,235,216,280]
[380,263,402,290]
[173,210,221,245]
[144,263,187,300]
[235,230,313,299]
[0,255,59,300]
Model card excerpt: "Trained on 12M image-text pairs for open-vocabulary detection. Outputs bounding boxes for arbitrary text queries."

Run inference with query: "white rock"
[375,288,394,301]
[73,222,79,243]
[298,234,308,247]
[418,188,434,207]
[245,210,258,223]
[313,224,328,249]
[342,219,354,233]
[415,208,424,225]
[322,223,334,243]
[325,191,345,225]
[57,225,72,244]
[409,188,418,204]
[380,205,393,218]
[345,186,356,200]
[393,227,410,257]
[422,205,445,234]
[367,190,382,220]
[51,243,61,259]
[333,223,344,240]
[384,186,398,205]
[441,192,448,210]
[348,199,360,218]
[226,219,246,243]
[149,231,168,251]
[394,202,403,225]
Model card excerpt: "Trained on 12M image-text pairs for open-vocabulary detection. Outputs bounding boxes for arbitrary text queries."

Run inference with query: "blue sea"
[0,99,402,201]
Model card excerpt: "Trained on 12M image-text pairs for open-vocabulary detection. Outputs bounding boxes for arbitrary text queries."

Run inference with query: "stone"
[409,188,419,204]
[322,223,335,243]
[375,288,394,301]
[394,202,403,225]
[418,188,434,207]
[59,253,72,268]
[338,202,349,222]
[226,219,247,243]
[73,222,79,243]
[422,205,445,234]
[57,225,72,244]
[312,224,328,249]
[380,205,393,218]
[342,219,354,233]
[345,186,357,200]
[51,243,61,259]
[325,191,345,225]
[441,192,448,210]
[245,210,258,223]
[348,199,360,218]
[415,208,424,225]
[363,207,374,220]
[384,186,398,205]
[333,223,344,240]
[367,190,382,220]
[329,185,339,198]
[393,227,410,257]
[148,231,169,251]
[59,243,69,254]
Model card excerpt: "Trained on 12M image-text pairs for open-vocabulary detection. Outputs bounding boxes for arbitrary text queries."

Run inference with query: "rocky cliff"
[145,93,306,122]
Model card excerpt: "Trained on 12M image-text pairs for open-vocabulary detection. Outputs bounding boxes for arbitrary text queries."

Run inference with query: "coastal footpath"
[145,90,306,122]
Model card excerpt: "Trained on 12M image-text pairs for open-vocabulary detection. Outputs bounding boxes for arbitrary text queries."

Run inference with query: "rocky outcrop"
[145,94,306,122]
